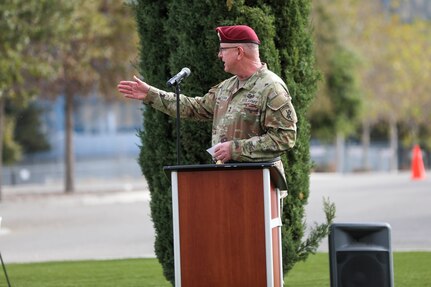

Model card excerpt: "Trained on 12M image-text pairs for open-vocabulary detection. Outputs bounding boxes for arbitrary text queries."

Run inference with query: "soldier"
[117,25,297,167]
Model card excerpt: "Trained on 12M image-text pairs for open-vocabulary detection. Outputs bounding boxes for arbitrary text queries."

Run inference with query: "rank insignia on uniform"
[283,109,293,121]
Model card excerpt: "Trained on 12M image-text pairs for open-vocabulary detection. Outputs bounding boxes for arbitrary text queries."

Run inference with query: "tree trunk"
[64,89,75,192]
[361,120,371,170]
[335,131,345,173]
[0,94,5,201]
[389,118,398,172]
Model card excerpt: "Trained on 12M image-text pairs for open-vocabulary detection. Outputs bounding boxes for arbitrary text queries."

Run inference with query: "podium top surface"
[164,162,287,190]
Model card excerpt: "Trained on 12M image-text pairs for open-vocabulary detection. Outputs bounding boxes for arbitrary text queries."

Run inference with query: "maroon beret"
[215,25,261,45]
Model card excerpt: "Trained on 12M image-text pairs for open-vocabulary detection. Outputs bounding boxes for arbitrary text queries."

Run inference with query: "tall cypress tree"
[134,0,334,284]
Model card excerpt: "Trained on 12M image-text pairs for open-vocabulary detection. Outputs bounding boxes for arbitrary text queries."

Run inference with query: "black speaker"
[329,222,394,287]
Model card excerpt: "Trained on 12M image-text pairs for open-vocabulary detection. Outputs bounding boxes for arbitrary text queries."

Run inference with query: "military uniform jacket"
[143,64,297,162]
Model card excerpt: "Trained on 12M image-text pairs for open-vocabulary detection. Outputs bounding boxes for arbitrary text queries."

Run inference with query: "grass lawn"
[2,252,431,286]
[3,258,171,287]
[284,252,431,287]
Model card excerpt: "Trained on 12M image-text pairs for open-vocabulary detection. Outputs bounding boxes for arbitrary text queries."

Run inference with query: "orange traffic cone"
[411,144,426,180]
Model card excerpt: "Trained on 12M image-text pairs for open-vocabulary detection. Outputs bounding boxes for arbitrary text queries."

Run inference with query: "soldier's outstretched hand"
[117,75,150,100]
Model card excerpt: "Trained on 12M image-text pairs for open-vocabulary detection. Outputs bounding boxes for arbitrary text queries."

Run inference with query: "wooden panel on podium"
[165,163,286,287]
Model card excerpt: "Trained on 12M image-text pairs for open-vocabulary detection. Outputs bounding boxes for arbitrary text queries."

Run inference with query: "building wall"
[29,93,143,161]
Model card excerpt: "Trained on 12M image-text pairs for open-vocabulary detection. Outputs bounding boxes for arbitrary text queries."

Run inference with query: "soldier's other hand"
[214,141,232,163]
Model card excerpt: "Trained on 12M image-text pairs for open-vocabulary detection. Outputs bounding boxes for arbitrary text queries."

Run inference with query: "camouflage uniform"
[143,64,297,163]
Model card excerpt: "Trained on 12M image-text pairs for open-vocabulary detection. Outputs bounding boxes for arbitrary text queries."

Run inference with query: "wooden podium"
[164,162,287,287]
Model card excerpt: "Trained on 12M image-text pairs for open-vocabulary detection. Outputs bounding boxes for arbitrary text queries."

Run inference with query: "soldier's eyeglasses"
[218,46,239,53]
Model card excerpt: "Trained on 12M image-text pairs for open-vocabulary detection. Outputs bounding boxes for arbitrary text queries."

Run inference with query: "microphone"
[166,67,191,87]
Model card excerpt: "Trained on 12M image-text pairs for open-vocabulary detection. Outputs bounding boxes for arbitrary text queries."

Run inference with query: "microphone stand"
[174,83,181,165]
[0,251,11,287]
[167,67,190,165]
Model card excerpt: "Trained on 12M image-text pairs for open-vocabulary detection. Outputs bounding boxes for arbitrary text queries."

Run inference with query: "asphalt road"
[306,172,431,251]
[0,171,430,263]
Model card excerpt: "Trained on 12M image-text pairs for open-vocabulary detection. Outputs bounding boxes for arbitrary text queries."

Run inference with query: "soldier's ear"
[237,46,244,55]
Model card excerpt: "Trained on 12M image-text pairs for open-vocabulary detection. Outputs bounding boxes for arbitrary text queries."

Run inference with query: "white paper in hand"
[206,143,221,157]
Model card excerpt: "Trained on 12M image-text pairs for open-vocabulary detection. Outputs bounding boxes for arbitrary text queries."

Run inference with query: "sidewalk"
[0,176,154,263]
[1,176,150,199]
